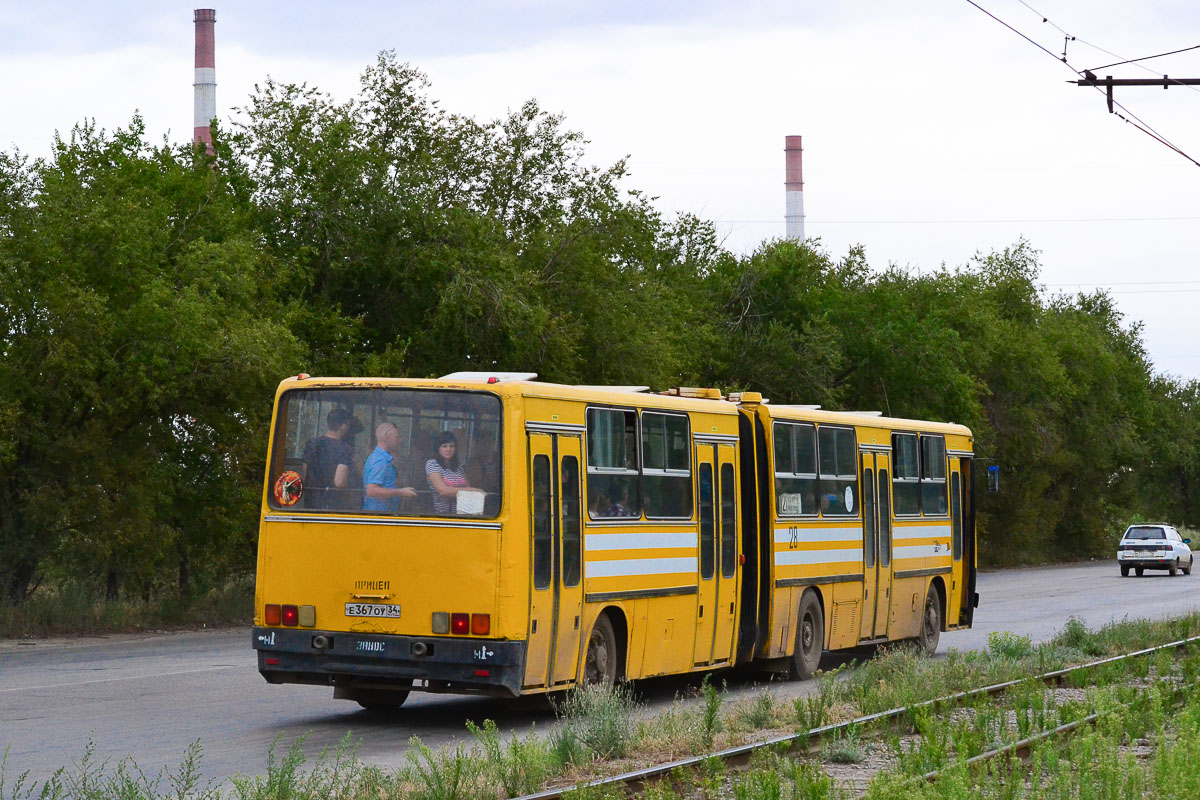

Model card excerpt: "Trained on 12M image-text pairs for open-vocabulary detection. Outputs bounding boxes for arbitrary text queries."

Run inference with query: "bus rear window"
[268,388,502,518]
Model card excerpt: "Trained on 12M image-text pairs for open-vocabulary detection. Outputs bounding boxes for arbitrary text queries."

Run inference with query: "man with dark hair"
[302,408,363,510]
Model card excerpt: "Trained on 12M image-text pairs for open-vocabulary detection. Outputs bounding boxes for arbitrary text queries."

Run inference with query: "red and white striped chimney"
[784,135,805,241]
[193,9,217,151]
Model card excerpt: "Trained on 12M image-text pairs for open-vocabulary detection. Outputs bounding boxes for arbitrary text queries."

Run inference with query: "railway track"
[516,633,1200,799]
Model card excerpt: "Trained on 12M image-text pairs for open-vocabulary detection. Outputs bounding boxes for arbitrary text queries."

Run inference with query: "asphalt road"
[3,559,1198,787]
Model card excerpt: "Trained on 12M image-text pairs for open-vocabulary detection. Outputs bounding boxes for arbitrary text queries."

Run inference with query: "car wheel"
[1185,561,1193,576]
[1170,561,1178,576]
[1136,567,1144,576]
[1120,565,1130,577]
[788,590,824,680]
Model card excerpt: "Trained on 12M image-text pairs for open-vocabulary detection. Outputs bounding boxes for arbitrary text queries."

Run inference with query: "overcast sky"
[3,1,1199,379]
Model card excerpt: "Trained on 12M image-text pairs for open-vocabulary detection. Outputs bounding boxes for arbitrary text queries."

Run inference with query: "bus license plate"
[345,603,401,618]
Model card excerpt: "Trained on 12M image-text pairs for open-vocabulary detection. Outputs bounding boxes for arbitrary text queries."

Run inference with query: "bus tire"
[350,687,410,711]
[919,586,942,656]
[584,614,618,687]
[788,591,824,681]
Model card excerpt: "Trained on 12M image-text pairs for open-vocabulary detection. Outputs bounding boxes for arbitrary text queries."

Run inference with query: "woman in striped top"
[426,431,473,514]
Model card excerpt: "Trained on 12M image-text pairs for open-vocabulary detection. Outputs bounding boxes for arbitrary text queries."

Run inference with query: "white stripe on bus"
[585,557,699,578]
[892,524,949,540]
[775,548,863,567]
[585,532,697,551]
[893,544,946,560]
[773,527,862,544]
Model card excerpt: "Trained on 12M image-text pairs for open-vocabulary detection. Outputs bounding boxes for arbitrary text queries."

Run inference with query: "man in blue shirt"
[363,422,418,512]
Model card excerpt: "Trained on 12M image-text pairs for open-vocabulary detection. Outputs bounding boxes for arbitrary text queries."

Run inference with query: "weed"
[552,682,640,760]
[697,675,723,752]
[821,724,864,765]
[735,689,777,730]
[732,762,782,800]
[467,718,555,797]
[404,735,481,800]
[986,630,1032,660]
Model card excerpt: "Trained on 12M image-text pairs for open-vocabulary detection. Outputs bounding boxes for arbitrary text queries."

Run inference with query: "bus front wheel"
[788,591,824,681]
[584,615,618,687]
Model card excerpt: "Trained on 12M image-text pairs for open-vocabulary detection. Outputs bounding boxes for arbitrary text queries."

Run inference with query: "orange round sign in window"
[273,470,303,506]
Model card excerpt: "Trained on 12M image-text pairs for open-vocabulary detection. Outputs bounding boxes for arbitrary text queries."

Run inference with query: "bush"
[550,683,640,761]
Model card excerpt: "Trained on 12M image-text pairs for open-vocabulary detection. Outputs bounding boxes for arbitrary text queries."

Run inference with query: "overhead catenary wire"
[966,0,1200,167]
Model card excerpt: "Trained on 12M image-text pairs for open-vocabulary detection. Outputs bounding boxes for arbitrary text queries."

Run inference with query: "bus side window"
[533,455,552,590]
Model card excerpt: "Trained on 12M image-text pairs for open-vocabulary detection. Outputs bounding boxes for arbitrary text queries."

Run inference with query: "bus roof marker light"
[296,373,309,380]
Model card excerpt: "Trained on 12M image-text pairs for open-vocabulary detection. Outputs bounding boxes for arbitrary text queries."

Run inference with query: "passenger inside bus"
[466,429,499,492]
[301,408,362,510]
[363,422,419,512]
[425,431,474,515]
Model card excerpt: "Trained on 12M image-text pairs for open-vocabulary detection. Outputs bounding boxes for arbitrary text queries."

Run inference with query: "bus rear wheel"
[788,591,824,681]
[584,615,618,687]
[347,686,410,712]
[919,587,942,656]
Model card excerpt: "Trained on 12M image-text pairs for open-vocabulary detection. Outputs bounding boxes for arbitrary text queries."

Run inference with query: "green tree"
[0,118,300,602]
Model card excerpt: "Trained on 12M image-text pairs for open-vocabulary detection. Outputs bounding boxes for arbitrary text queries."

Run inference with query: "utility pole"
[1077,70,1200,113]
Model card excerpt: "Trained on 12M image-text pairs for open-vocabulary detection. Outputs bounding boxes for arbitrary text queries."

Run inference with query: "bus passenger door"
[711,445,739,664]
[693,443,718,665]
[948,459,964,626]
[873,453,893,639]
[859,452,878,640]
[552,437,585,685]
[524,434,555,689]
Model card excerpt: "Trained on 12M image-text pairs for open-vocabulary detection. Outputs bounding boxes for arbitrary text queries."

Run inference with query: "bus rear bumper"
[252,627,525,698]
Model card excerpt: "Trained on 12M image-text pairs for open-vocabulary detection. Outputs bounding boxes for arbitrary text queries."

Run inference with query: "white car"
[1117,524,1193,577]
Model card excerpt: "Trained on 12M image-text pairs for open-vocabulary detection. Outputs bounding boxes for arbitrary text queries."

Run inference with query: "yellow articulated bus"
[252,373,976,709]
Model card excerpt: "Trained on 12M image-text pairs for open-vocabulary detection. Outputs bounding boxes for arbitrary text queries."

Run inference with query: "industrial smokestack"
[784,135,805,241]
[193,9,217,152]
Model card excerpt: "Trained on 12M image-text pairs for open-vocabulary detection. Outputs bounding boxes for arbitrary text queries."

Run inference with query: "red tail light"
[282,605,299,626]
[451,613,469,635]
[265,604,282,625]
[471,613,491,635]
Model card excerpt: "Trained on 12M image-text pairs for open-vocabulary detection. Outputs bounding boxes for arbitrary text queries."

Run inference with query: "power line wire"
[712,216,1200,224]
[968,0,1200,167]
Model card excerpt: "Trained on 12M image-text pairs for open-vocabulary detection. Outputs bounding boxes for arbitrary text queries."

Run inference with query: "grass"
[0,580,254,639]
[10,611,1200,799]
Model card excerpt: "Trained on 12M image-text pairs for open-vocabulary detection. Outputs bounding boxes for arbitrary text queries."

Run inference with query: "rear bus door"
[552,436,585,685]
[712,444,739,663]
[525,432,586,688]
[859,452,879,640]
[525,434,555,689]
[873,452,893,638]
[693,443,718,665]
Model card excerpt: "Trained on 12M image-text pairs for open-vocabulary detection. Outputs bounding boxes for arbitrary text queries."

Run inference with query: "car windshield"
[1125,526,1166,540]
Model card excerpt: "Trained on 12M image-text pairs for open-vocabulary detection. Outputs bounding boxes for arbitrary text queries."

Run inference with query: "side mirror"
[987,465,1000,493]
[1185,538,1192,545]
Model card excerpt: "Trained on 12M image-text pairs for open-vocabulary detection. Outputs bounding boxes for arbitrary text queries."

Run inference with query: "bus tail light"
[471,613,490,635]
[432,612,450,634]
[265,604,282,625]
[282,605,299,626]
[451,613,469,635]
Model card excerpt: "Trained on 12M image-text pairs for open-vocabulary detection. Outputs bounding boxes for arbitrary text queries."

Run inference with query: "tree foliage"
[1,53,1197,605]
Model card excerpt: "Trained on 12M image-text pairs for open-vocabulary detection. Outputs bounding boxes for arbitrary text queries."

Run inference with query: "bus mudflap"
[252,627,525,697]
